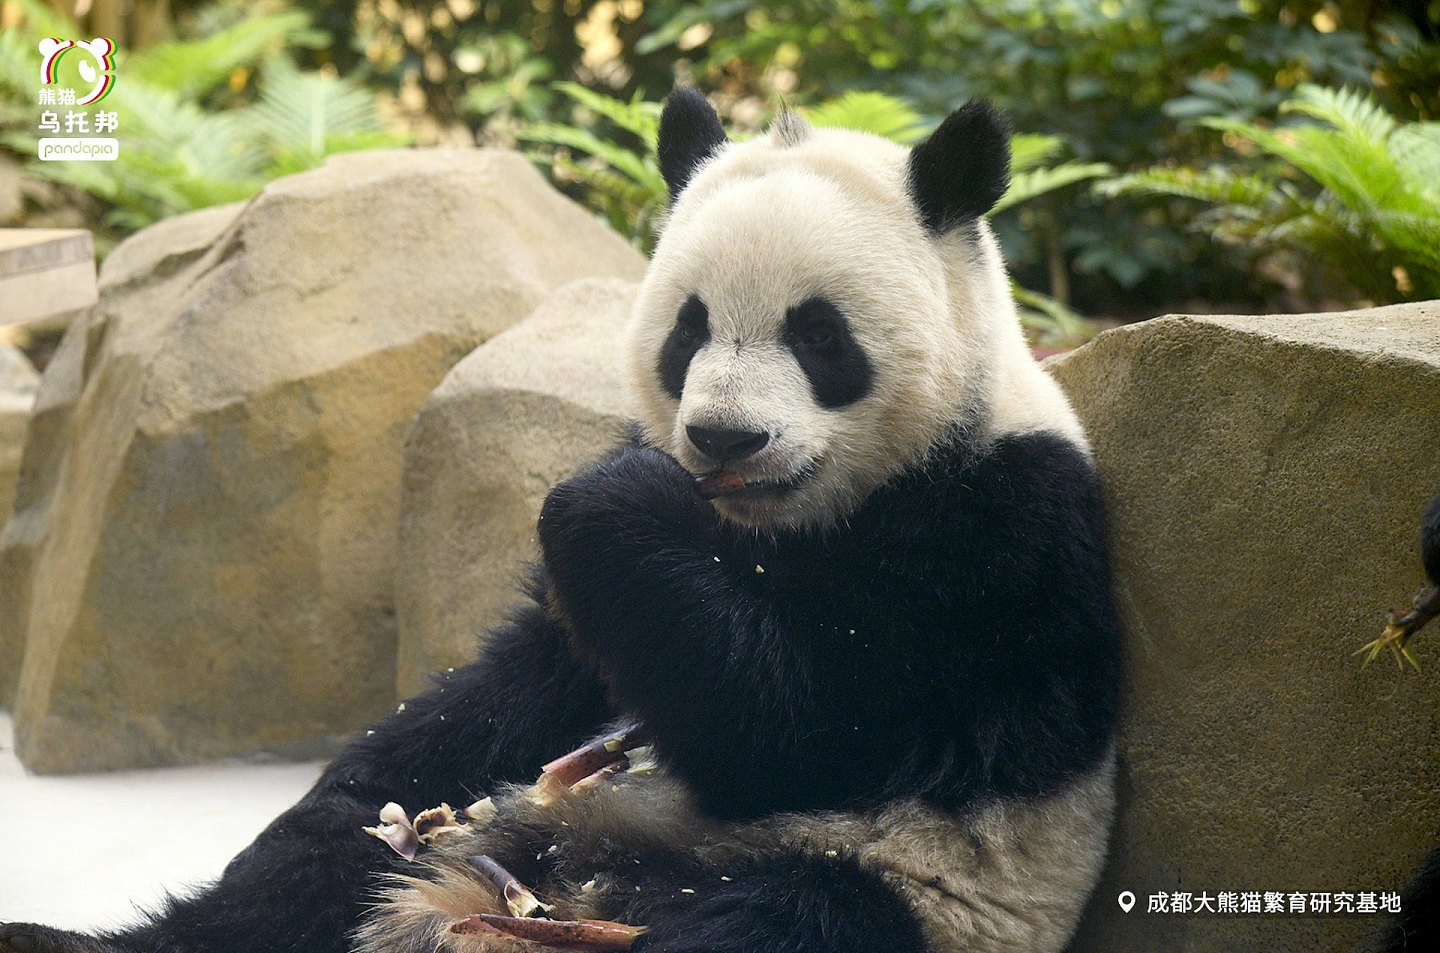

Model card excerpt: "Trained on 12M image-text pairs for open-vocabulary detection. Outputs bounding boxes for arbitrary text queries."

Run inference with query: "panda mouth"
[704,461,819,501]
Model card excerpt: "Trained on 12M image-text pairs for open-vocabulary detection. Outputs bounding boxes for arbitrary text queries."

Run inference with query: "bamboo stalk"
[466,854,552,919]
[696,472,746,499]
[453,913,646,950]
[540,723,647,787]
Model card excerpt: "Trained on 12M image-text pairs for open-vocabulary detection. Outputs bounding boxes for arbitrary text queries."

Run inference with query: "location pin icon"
[1118,891,1136,913]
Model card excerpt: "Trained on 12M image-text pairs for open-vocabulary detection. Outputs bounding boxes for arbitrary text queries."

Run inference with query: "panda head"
[627,89,1016,532]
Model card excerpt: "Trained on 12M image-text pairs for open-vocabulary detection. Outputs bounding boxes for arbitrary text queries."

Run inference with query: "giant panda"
[0,90,1122,953]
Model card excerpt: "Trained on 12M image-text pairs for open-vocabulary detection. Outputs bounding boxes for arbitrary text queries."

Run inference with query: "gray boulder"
[395,278,637,694]
[0,149,644,771]
[1051,302,1440,953]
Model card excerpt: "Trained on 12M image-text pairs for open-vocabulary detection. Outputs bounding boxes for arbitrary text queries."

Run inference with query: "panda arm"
[538,436,1122,822]
[66,584,614,953]
[538,445,843,820]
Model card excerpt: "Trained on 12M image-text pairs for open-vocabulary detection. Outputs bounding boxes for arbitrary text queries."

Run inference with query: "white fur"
[628,120,1087,532]
[359,749,1115,953]
[737,750,1116,953]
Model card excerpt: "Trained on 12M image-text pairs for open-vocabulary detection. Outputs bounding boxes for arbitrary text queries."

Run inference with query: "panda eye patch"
[797,324,834,349]
[657,294,710,399]
[783,298,874,409]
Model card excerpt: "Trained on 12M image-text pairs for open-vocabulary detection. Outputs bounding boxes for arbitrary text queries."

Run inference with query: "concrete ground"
[0,711,323,932]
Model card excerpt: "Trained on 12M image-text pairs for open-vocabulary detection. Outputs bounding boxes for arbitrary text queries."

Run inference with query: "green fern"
[801,90,930,144]
[1108,84,1440,302]
[246,59,405,174]
[124,12,312,98]
[516,83,667,250]
[2,2,407,235]
[994,156,1113,216]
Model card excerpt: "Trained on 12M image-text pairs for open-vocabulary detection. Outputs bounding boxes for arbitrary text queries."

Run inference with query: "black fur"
[658,294,709,399]
[1377,485,1440,953]
[686,425,769,462]
[1422,483,1440,587]
[657,89,727,198]
[906,100,1012,234]
[1377,845,1440,952]
[783,297,874,408]
[0,588,613,953]
[4,428,1121,953]
[538,431,1121,821]
[620,850,930,953]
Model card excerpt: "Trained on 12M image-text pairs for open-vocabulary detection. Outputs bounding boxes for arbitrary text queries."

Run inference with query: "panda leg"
[619,850,930,953]
[0,587,613,953]
[0,925,118,953]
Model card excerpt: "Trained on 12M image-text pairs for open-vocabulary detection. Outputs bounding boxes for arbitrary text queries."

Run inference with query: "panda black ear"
[906,100,1012,234]
[657,88,727,198]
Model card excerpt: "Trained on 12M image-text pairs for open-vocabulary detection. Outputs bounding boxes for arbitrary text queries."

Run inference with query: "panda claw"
[452,914,646,950]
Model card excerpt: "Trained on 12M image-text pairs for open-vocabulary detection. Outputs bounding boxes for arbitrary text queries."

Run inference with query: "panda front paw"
[538,446,712,566]
[538,446,719,661]
[0,924,120,953]
[543,445,697,516]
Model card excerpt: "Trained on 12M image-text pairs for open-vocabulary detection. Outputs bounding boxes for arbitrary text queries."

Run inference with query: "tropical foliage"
[1108,85,1440,303]
[0,0,407,237]
[1,0,1436,325]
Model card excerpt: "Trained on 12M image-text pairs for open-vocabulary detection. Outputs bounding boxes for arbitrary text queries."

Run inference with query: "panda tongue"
[696,471,747,499]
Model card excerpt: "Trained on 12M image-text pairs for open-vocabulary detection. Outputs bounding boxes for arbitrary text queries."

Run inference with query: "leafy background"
[1,0,1437,347]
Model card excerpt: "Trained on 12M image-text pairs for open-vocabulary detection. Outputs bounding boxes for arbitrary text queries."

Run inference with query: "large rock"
[1,150,644,771]
[395,278,637,694]
[1050,302,1440,953]
[0,204,242,714]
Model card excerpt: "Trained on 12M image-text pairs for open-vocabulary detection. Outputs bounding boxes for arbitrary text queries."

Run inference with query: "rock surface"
[1050,302,1440,953]
[395,278,637,694]
[0,149,644,772]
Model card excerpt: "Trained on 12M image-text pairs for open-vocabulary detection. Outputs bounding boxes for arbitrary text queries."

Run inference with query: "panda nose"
[686,426,770,463]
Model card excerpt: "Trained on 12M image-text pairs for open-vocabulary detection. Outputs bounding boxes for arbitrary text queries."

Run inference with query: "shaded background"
[2,0,1439,360]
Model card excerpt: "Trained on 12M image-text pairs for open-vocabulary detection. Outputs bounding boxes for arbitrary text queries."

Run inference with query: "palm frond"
[1114,78,1440,304]
[244,59,394,171]
[1009,134,1064,174]
[1104,166,1277,206]
[1012,283,1098,345]
[124,12,312,98]
[1388,124,1440,206]
[993,161,1111,215]
[802,91,930,144]
[111,82,265,183]
[518,122,664,193]
[551,82,661,144]
[1282,84,1395,145]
